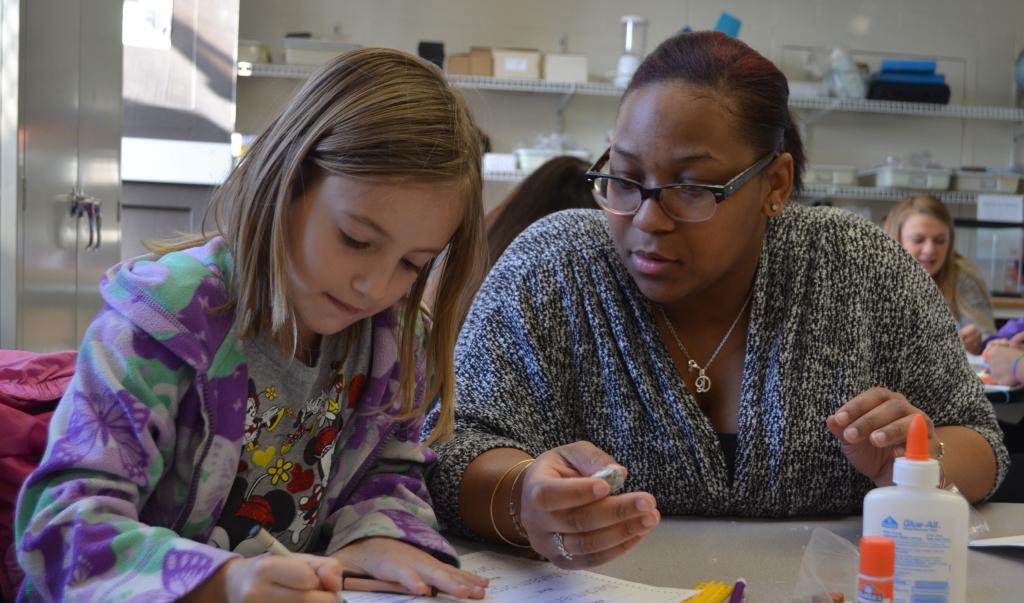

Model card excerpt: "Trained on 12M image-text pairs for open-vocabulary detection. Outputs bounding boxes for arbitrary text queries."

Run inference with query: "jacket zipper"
[171,373,215,534]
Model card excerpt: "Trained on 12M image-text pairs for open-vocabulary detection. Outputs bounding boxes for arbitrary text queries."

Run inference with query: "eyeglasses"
[584,148,778,223]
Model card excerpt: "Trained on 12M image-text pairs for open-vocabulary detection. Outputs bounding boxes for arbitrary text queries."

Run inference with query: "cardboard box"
[469,47,493,76]
[492,48,541,80]
[543,54,588,83]
[447,53,472,76]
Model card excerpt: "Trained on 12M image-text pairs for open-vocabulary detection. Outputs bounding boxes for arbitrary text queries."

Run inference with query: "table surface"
[454,502,1024,602]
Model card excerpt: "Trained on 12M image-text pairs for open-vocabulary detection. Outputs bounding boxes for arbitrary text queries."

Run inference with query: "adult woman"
[426,32,1006,569]
[883,194,995,354]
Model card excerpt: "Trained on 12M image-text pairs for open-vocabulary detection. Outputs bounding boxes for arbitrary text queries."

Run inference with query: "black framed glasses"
[584,148,778,223]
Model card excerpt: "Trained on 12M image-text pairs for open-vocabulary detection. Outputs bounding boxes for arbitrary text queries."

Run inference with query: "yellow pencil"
[688,581,734,603]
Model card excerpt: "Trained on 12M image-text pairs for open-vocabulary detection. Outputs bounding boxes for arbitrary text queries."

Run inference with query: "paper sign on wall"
[976,194,1024,223]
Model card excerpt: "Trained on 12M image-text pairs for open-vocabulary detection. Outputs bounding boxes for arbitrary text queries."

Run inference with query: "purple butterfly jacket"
[14,237,457,601]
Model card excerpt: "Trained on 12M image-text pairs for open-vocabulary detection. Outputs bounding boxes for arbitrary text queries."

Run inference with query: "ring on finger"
[552,532,573,560]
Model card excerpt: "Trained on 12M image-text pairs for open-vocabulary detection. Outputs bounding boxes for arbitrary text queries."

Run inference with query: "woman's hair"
[625,31,805,195]
[883,194,990,327]
[149,48,486,443]
[485,156,596,266]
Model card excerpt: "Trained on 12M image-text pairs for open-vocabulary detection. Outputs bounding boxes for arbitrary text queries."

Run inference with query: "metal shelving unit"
[241,62,1024,205]
[799,184,981,205]
[481,171,989,205]
[239,62,1024,123]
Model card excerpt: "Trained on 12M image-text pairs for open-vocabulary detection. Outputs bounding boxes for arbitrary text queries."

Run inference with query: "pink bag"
[0,349,76,602]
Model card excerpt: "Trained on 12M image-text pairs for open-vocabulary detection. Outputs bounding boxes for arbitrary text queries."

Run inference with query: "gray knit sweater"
[425,206,1008,536]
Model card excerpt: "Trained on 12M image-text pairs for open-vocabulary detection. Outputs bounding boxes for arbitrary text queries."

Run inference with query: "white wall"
[237,0,1024,215]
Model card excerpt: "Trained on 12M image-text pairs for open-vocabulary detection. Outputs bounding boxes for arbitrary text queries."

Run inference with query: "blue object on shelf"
[713,12,741,38]
[873,72,946,85]
[880,58,937,74]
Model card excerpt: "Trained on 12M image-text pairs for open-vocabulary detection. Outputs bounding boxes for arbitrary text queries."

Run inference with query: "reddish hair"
[626,31,805,194]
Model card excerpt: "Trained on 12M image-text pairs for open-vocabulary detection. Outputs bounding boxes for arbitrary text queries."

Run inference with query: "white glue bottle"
[862,413,967,603]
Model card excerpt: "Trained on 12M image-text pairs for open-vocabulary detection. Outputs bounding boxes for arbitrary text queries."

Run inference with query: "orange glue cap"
[904,413,929,461]
[858,536,895,578]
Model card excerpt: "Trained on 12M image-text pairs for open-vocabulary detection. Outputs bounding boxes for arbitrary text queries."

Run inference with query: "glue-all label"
[874,513,955,603]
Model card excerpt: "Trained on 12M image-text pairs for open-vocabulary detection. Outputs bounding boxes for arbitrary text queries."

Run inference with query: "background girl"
[884,194,995,354]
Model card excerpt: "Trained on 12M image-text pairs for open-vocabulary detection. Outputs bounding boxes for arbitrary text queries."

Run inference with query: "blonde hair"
[883,194,991,329]
[149,48,486,443]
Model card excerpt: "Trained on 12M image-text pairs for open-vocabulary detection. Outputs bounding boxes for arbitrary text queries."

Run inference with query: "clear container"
[859,165,951,190]
[804,164,858,185]
[951,170,1021,193]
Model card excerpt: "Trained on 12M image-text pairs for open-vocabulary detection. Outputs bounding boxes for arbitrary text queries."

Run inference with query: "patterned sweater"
[15,237,454,602]
[426,206,1008,536]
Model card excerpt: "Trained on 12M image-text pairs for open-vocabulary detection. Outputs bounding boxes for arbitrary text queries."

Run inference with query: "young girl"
[883,194,995,354]
[15,48,489,602]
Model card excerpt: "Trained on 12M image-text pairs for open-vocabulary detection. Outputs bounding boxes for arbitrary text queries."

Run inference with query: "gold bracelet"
[489,458,534,548]
[507,460,535,540]
[936,440,951,489]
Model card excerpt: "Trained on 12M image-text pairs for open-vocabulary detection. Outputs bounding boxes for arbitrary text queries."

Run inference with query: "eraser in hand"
[591,465,625,494]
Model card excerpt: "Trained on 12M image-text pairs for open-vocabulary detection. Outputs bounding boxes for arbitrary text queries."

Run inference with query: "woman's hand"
[984,343,1024,385]
[183,554,344,603]
[518,441,660,569]
[332,537,488,599]
[826,387,939,486]
[959,324,983,355]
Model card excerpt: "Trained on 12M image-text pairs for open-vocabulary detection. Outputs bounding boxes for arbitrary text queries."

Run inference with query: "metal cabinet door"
[76,0,123,338]
[20,0,82,351]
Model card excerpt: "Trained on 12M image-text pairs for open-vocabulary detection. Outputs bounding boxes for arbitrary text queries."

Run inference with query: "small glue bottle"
[862,413,967,603]
[856,536,894,603]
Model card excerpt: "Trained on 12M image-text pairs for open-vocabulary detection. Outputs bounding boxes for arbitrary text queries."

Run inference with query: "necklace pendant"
[694,370,711,394]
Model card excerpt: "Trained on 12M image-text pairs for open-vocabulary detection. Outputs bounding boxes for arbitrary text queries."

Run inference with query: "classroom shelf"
[481,170,1000,204]
[799,184,986,204]
[239,63,1024,123]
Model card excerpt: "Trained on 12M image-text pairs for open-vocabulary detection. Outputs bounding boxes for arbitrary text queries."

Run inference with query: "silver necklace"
[657,293,752,394]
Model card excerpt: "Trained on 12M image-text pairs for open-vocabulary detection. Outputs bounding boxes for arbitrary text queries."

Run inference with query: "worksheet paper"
[342,551,699,602]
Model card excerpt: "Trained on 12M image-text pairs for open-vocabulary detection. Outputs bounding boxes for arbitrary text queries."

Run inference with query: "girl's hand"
[959,324,983,355]
[332,537,488,599]
[184,554,344,603]
[519,441,660,569]
[826,387,939,486]
[985,344,1024,385]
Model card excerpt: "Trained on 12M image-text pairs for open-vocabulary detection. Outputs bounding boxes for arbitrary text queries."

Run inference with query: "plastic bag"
[827,48,865,99]
[789,527,858,603]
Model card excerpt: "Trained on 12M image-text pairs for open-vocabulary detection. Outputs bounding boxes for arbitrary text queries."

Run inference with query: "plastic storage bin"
[804,164,857,185]
[951,170,1021,193]
[859,165,951,190]
[284,38,360,65]
[238,40,270,64]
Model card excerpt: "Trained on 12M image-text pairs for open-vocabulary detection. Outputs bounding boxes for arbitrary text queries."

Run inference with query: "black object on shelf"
[867,80,951,104]
[418,41,445,68]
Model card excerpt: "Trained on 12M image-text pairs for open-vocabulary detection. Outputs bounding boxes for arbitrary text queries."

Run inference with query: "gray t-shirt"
[209,323,372,555]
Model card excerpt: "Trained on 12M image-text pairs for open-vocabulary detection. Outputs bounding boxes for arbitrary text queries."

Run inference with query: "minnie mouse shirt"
[210,324,371,555]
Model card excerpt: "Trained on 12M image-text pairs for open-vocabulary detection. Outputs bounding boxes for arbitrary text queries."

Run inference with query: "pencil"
[248,526,348,603]
[727,578,746,602]
[343,575,439,596]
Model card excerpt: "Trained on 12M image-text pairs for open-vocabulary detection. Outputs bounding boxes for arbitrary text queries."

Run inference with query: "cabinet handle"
[92,201,102,250]
[84,201,95,249]
[68,191,104,250]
